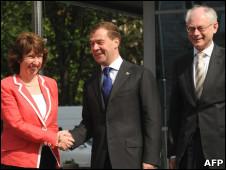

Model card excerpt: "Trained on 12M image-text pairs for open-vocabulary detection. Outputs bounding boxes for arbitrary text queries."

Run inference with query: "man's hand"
[142,162,157,169]
[57,130,75,151]
[168,158,176,169]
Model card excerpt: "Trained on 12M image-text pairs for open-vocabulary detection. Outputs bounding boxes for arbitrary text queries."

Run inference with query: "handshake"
[57,130,75,151]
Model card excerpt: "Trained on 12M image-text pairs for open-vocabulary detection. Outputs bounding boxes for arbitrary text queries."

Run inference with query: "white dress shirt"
[32,94,47,119]
[101,56,123,85]
[193,41,214,87]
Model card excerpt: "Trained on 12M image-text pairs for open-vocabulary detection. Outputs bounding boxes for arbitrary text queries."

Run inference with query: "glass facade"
[155,0,225,127]
[155,2,224,168]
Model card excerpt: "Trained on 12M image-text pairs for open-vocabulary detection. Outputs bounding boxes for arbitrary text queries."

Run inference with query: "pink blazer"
[1,74,60,168]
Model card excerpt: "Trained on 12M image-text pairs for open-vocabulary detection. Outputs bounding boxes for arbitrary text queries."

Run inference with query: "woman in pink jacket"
[1,32,74,169]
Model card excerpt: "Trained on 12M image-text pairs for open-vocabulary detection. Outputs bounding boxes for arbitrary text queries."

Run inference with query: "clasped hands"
[57,130,75,151]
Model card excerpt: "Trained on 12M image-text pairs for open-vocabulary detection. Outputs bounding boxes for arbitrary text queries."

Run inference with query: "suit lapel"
[187,62,197,103]
[91,69,105,111]
[200,45,222,99]
[109,61,131,102]
[38,75,51,122]
[179,53,197,106]
[13,75,48,127]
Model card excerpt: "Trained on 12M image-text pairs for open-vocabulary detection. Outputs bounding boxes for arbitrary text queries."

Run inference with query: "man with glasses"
[168,5,225,169]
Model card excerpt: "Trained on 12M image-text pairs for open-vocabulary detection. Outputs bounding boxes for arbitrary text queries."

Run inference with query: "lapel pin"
[125,72,130,75]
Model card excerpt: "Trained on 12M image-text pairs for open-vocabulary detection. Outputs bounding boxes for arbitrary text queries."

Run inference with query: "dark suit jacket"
[168,44,225,169]
[70,60,161,169]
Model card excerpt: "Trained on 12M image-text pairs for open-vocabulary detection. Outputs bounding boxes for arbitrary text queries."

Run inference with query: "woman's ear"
[17,57,22,63]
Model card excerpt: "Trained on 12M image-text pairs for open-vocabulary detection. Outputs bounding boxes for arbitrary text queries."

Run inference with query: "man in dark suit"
[61,21,161,169]
[168,5,225,169]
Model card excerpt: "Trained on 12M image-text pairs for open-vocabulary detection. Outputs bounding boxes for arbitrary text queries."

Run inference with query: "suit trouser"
[180,129,207,169]
[104,152,112,169]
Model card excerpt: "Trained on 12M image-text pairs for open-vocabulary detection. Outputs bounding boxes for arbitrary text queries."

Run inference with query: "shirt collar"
[193,41,214,58]
[101,56,123,71]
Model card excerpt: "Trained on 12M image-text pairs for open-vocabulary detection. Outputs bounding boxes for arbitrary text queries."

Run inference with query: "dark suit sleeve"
[167,61,183,158]
[140,68,161,166]
[69,82,92,149]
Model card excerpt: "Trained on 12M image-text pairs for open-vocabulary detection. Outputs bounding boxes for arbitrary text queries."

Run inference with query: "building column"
[32,1,42,36]
[143,1,155,76]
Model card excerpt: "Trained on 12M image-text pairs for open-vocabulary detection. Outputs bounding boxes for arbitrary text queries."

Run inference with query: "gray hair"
[185,5,218,24]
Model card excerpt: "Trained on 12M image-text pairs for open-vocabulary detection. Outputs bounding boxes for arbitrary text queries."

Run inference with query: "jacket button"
[42,127,47,131]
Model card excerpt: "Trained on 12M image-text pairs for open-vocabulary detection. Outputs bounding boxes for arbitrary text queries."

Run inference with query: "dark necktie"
[102,67,112,105]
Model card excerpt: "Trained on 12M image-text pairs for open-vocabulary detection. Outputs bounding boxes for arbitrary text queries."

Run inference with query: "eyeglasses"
[186,24,213,33]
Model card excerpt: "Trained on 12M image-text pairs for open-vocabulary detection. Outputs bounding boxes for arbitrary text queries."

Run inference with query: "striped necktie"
[195,52,206,98]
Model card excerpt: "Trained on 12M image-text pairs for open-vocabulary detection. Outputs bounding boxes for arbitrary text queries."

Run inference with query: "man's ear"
[113,38,120,49]
[213,22,219,34]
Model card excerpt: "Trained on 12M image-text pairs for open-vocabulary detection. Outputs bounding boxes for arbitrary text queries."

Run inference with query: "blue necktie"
[102,67,112,105]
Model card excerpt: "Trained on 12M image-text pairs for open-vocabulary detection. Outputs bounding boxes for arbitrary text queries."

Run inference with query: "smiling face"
[8,32,48,75]
[186,8,218,51]
[19,50,43,77]
[90,28,120,66]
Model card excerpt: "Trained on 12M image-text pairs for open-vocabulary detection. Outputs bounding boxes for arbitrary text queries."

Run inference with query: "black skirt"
[39,145,57,169]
